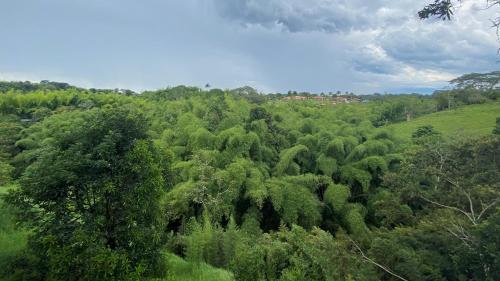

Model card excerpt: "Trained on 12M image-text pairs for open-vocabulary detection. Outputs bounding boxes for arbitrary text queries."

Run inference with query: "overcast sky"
[0,0,498,94]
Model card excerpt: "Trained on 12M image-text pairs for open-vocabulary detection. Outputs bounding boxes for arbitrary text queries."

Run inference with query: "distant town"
[282,94,362,105]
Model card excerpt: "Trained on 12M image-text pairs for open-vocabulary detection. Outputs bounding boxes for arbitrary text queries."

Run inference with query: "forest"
[0,72,499,281]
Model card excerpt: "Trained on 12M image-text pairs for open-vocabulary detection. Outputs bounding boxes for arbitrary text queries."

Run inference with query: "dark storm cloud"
[213,0,373,33]
[377,22,499,73]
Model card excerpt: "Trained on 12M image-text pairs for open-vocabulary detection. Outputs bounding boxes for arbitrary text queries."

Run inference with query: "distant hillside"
[385,102,499,139]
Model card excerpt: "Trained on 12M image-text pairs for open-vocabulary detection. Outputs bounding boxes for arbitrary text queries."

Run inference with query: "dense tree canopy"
[0,79,498,280]
[4,106,167,280]
[451,71,500,90]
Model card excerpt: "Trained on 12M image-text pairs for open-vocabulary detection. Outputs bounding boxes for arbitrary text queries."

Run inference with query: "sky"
[0,0,498,94]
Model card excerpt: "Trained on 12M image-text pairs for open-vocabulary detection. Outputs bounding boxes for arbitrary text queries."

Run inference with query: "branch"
[418,0,455,20]
[446,224,474,249]
[486,0,500,9]
[440,174,461,189]
[477,197,500,221]
[421,195,477,225]
[464,191,476,220]
[349,238,409,281]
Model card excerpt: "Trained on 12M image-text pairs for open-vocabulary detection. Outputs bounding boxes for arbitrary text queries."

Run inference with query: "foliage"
[0,160,14,186]
[0,184,30,281]
[275,145,309,176]
[0,80,498,281]
[267,179,321,229]
[324,183,350,213]
[450,71,500,90]
[419,0,499,31]
[418,0,454,20]
[412,125,440,139]
[494,117,500,135]
[4,107,166,280]
[161,252,234,281]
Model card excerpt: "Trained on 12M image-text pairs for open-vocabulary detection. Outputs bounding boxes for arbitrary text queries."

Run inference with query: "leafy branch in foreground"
[419,0,500,42]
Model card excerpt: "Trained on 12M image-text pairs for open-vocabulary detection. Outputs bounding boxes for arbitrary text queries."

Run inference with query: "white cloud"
[0,71,42,83]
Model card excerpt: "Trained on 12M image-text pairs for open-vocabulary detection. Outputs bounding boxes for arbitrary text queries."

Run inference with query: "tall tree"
[450,71,500,90]
[6,106,166,280]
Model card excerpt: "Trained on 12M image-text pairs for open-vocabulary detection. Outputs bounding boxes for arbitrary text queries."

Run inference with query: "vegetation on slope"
[160,253,234,281]
[386,102,500,139]
[0,184,29,281]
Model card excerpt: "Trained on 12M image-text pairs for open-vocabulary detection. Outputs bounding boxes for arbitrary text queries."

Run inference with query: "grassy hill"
[385,102,499,139]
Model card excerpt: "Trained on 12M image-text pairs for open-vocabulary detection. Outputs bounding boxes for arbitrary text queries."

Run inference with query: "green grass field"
[157,253,234,281]
[385,102,499,139]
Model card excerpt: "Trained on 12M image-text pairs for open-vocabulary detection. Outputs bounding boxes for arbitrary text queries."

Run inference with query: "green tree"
[386,136,500,279]
[0,160,14,186]
[412,125,440,139]
[450,71,500,90]
[6,106,166,280]
[411,125,442,145]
